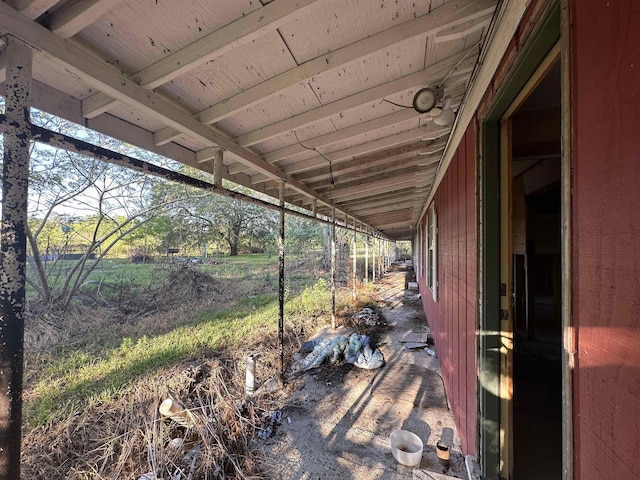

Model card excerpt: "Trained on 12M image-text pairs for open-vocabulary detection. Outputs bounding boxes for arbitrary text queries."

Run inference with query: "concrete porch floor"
[259,265,467,479]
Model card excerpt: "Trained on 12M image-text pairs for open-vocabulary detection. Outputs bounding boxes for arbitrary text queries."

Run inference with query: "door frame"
[478,3,566,478]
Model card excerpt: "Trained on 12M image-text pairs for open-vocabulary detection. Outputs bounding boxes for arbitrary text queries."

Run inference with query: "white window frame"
[427,203,438,301]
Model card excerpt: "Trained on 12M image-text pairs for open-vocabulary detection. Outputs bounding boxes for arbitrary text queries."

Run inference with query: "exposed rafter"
[0,2,363,223]
[80,0,334,118]
[153,0,495,144]
[45,0,126,38]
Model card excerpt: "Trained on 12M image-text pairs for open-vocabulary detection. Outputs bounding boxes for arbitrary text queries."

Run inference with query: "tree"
[157,166,278,257]
[173,185,277,256]
[286,216,323,255]
[23,111,186,309]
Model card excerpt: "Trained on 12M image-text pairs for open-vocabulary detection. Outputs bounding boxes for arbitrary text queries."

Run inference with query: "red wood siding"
[418,124,478,456]
[572,1,640,478]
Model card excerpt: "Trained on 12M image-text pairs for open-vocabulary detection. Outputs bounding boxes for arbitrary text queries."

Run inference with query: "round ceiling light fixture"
[412,87,437,113]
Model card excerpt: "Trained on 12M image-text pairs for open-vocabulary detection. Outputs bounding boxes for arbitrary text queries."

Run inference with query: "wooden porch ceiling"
[0,0,498,240]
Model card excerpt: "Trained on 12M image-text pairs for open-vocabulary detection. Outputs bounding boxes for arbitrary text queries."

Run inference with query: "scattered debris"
[254,376,280,396]
[402,329,431,344]
[290,332,385,376]
[159,398,197,428]
[425,347,436,357]
[352,307,379,326]
[257,410,283,440]
[404,342,429,349]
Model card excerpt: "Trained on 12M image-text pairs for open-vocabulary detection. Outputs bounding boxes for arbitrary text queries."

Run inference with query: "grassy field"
[21,252,381,478]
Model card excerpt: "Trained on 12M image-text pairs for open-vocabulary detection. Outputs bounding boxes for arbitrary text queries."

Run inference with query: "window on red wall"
[427,203,438,301]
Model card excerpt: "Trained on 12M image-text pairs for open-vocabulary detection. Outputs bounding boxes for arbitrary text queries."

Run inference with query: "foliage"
[23,276,333,428]
[159,168,279,256]
[286,216,324,254]
[16,111,192,309]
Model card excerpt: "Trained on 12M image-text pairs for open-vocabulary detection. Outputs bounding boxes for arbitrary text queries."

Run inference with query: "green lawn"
[23,254,341,429]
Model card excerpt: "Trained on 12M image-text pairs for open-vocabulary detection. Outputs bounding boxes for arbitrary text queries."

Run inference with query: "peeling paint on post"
[0,37,31,480]
[365,233,369,283]
[352,218,357,301]
[372,234,376,283]
[330,208,336,329]
[277,182,285,383]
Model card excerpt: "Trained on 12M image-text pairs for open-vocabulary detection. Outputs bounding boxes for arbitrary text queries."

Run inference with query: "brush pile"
[22,358,273,479]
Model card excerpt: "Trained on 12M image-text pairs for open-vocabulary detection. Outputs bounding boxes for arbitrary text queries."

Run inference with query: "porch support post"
[0,37,32,480]
[277,182,286,383]
[372,233,376,283]
[213,147,224,188]
[330,208,336,329]
[352,217,357,301]
[312,199,317,218]
[364,232,369,283]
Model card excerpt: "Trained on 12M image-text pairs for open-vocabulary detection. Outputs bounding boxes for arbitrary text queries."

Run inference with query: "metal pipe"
[0,37,31,480]
[331,208,336,329]
[365,234,369,283]
[352,217,357,300]
[277,182,286,383]
[0,115,395,239]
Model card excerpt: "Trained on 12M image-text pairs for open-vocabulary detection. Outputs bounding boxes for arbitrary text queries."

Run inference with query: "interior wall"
[571,1,640,478]
[419,123,478,456]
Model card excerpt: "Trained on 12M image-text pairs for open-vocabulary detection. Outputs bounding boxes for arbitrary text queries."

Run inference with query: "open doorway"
[508,59,562,480]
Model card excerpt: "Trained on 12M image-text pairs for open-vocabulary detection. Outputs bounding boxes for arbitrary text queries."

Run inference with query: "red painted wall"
[418,124,478,456]
[572,1,640,478]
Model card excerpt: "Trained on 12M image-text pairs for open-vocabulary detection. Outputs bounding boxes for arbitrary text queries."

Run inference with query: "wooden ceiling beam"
[5,0,58,19]
[233,50,477,148]
[262,109,426,163]
[332,181,429,203]
[324,174,418,201]
[348,200,417,215]
[80,0,333,118]
[362,209,414,223]
[308,160,437,190]
[375,219,415,230]
[45,0,126,38]
[269,124,450,177]
[154,0,495,143]
[435,12,493,43]
[295,151,421,184]
[232,121,448,180]
[339,188,417,208]
[316,166,419,194]
[293,138,446,182]
[0,3,363,222]
[199,0,494,125]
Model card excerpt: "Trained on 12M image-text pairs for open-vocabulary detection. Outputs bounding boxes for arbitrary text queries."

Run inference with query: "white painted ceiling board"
[0,0,500,239]
[158,31,297,113]
[307,40,426,105]
[76,0,258,75]
[326,97,414,130]
[108,103,170,134]
[279,0,433,64]
[215,83,323,137]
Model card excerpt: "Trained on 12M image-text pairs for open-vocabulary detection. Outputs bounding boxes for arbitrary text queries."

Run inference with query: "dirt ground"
[256,265,467,480]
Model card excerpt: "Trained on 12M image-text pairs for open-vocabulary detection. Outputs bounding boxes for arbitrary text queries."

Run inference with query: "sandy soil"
[256,266,467,480]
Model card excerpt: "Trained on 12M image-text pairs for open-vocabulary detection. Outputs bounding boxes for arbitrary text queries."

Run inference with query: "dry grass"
[20,263,360,479]
[22,357,271,479]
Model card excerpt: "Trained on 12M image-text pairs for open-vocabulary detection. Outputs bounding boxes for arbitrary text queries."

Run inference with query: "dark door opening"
[510,60,562,480]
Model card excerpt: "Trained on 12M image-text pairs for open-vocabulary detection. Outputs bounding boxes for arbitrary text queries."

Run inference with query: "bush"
[293,278,330,317]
